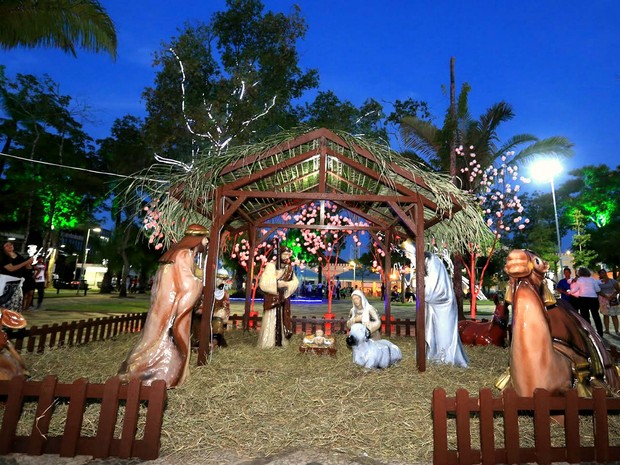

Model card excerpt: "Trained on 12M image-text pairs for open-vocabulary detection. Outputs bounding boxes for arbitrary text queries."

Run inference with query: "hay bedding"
[15,331,619,464]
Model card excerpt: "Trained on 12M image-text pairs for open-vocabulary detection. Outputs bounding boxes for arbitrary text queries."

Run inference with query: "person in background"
[597,269,620,335]
[1,242,35,312]
[33,256,47,309]
[556,267,577,309]
[405,285,415,303]
[569,267,603,337]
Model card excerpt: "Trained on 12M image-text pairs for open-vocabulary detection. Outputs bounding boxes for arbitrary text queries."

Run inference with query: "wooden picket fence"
[0,375,167,460]
[7,313,147,354]
[433,387,620,465]
[228,313,416,336]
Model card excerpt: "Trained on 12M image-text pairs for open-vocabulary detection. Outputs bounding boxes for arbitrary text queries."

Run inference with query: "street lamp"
[77,227,101,295]
[530,158,563,273]
[349,260,356,286]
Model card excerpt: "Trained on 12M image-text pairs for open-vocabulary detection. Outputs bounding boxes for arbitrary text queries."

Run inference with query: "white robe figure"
[346,289,381,338]
[424,252,469,367]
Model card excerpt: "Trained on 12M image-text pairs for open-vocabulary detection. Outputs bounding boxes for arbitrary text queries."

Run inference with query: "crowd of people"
[0,241,46,312]
[299,278,345,299]
[556,266,620,336]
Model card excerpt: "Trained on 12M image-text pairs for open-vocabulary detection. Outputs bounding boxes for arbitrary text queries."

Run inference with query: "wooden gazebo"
[137,128,487,371]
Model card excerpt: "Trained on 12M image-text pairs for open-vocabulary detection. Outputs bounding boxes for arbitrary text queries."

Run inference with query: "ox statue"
[458,294,509,347]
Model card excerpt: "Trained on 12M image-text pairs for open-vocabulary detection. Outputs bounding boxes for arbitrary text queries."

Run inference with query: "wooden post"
[384,229,392,336]
[415,200,426,372]
[243,226,257,330]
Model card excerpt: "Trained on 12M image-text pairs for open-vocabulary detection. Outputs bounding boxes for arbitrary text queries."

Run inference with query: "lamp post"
[350,260,356,287]
[77,227,101,295]
[531,158,563,274]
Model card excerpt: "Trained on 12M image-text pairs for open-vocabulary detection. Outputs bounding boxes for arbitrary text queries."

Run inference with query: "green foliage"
[282,229,314,265]
[0,70,103,244]
[97,115,153,226]
[560,164,620,229]
[0,0,117,59]
[590,216,620,271]
[569,210,598,269]
[300,91,387,140]
[41,190,80,229]
[143,0,319,158]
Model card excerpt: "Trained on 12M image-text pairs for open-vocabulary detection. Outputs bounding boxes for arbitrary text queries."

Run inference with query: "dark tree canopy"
[143,0,319,159]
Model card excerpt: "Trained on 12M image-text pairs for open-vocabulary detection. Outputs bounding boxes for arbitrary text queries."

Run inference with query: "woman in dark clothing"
[1,242,35,312]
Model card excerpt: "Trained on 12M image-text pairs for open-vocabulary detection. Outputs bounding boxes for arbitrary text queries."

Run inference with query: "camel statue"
[499,249,620,397]
[459,294,509,347]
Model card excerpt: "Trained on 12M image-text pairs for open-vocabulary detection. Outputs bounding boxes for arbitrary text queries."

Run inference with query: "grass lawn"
[36,289,151,313]
[37,289,497,316]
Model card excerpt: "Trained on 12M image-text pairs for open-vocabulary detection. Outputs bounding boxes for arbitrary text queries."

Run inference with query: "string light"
[0,151,166,183]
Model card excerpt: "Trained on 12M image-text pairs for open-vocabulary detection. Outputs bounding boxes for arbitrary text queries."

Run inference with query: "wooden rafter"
[191,127,482,374]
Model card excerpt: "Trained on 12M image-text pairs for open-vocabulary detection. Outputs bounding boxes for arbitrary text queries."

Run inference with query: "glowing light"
[530,157,563,271]
[530,158,563,182]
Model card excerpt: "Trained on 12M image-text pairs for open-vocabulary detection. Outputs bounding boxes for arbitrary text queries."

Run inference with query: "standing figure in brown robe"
[257,246,299,348]
[118,224,208,388]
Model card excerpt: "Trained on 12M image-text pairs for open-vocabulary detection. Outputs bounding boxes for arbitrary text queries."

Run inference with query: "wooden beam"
[221,196,246,225]
[256,222,383,232]
[223,150,318,191]
[243,227,258,330]
[384,229,392,336]
[221,189,420,204]
[318,136,327,193]
[311,128,435,193]
[198,188,223,366]
[332,201,389,229]
[328,171,375,195]
[388,201,419,236]
[328,148,445,213]
[219,128,331,176]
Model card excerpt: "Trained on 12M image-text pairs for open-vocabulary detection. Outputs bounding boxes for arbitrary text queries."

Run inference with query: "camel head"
[504,249,548,282]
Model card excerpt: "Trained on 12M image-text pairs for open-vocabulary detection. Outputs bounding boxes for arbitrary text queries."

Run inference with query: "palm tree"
[0,0,117,59]
[400,85,573,180]
[400,84,574,319]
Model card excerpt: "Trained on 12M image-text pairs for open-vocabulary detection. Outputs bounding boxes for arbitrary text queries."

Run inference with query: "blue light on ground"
[230,297,324,304]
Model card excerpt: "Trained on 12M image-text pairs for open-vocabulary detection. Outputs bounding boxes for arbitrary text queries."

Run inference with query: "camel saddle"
[546,299,619,395]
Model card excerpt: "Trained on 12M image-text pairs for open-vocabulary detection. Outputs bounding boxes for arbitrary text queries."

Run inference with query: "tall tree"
[143,0,318,159]
[399,81,573,317]
[97,115,155,296]
[98,115,153,226]
[0,0,117,59]
[558,164,620,271]
[559,164,620,229]
[400,85,573,181]
[0,71,103,249]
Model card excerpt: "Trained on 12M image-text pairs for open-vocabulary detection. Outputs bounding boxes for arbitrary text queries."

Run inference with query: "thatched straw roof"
[123,127,490,252]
